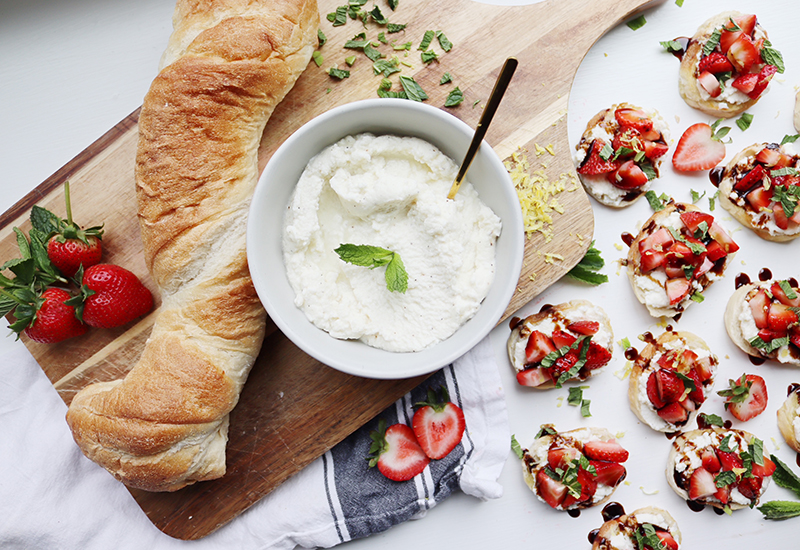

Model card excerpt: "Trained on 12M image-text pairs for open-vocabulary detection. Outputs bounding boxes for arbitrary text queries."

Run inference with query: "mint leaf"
[436,31,453,52]
[418,30,435,50]
[335,244,408,293]
[444,87,463,107]
[736,112,754,131]
[439,72,453,85]
[626,15,646,31]
[566,242,607,285]
[399,75,428,101]
[511,435,524,459]
[770,454,800,498]
[758,501,800,520]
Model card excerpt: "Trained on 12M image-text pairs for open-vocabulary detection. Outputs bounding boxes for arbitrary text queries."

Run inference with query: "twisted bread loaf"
[65,0,318,492]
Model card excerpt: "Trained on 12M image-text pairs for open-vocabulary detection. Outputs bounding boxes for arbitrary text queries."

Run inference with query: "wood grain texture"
[0,0,662,539]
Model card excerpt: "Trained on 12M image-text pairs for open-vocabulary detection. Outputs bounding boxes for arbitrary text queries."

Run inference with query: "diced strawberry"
[612,127,643,157]
[694,356,716,382]
[657,401,689,424]
[792,208,800,225]
[517,367,551,387]
[666,277,692,305]
[641,249,666,273]
[733,164,767,193]
[567,320,599,335]
[680,211,715,233]
[672,123,726,172]
[694,256,715,279]
[551,352,579,382]
[755,147,783,167]
[749,289,770,329]
[719,29,744,53]
[727,13,757,35]
[752,455,777,478]
[639,227,675,255]
[737,475,762,501]
[644,139,669,160]
[772,151,795,169]
[608,160,649,190]
[657,369,685,403]
[767,302,798,333]
[745,186,772,211]
[548,446,582,470]
[686,369,705,404]
[583,439,629,463]
[641,127,662,141]
[773,203,790,230]
[647,371,667,409]
[578,139,620,175]
[657,350,678,371]
[551,329,576,349]
[590,460,627,487]
[715,484,731,504]
[536,468,567,509]
[701,448,721,473]
[615,107,653,132]
[689,467,717,500]
[726,33,759,73]
[731,72,759,94]
[720,374,768,422]
[664,261,685,280]
[759,328,785,342]
[562,466,597,508]
[699,52,734,74]
[698,70,722,97]
[748,64,778,99]
[791,328,800,349]
[772,281,800,307]
[525,330,557,364]
[655,530,680,550]
[708,221,739,254]
[585,342,612,370]
[704,240,726,262]
[679,396,697,412]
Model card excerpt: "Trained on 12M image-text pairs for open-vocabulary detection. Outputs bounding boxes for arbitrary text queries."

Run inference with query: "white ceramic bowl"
[247,98,523,379]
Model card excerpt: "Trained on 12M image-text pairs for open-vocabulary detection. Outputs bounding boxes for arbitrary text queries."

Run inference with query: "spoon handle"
[447,57,518,200]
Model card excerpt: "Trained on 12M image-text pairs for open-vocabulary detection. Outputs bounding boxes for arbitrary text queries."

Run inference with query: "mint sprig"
[335,244,408,293]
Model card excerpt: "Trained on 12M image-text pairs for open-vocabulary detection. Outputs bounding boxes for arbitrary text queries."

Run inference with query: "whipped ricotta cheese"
[282,133,502,353]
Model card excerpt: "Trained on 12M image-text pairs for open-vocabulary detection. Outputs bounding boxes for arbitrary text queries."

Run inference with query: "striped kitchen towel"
[222,335,509,549]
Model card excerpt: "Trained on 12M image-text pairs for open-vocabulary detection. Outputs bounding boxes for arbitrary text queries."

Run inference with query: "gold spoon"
[447,57,518,200]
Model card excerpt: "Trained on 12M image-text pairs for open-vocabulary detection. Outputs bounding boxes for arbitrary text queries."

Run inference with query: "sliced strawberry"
[749,289,770,329]
[647,371,667,409]
[731,72,759,94]
[715,484,731,504]
[655,530,680,550]
[578,139,619,175]
[615,107,653,132]
[525,330,557,364]
[727,13,757,35]
[726,33,759,73]
[590,460,627,487]
[694,256,715,279]
[720,374,768,422]
[689,467,717,500]
[551,352,579,382]
[755,147,782,167]
[612,127,643,157]
[772,281,800,307]
[701,448,721,473]
[657,369,685,403]
[694,356,716,383]
[767,302,799,333]
[752,455,777,478]
[680,211,715,233]
[686,369,706,404]
[773,203,790,230]
[608,160,649,190]
[551,329,577,350]
[679,396,697,412]
[536,468,567,509]
[708,221,739,254]
[585,342,612,370]
[657,402,689,425]
[370,423,430,481]
[697,70,722,98]
[698,52,734,74]
[719,29,744,53]
[517,367,551,387]
[733,164,767,193]
[567,320,599,335]
[644,139,669,160]
[562,466,598,508]
[749,64,778,99]
[639,227,675,255]
[791,328,800,349]
[745,186,772,211]
[759,328,785,342]
[672,123,726,172]
[704,240,727,262]
[657,350,678,370]
[737,475,762,501]
[583,440,629,463]
[548,446,582,470]
[412,388,466,460]
[666,277,692,305]
[641,249,666,273]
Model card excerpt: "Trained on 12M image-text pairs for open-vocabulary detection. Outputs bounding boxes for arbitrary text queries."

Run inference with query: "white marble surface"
[1,0,799,547]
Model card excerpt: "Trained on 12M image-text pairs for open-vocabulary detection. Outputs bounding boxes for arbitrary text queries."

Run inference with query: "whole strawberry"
[75,264,153,328]
[21,287,88,343]
[35,181,103,277]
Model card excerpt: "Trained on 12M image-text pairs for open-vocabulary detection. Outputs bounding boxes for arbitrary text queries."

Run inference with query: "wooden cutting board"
[0,0,662,539]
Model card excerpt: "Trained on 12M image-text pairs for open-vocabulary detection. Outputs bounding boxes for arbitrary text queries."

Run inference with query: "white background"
[1,0,799,547]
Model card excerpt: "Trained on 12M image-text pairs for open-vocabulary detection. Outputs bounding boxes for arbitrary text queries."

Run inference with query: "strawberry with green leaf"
[412,386,466,460]
[367,419,430,481]
[69,264,153,329]
[2,287,87,344]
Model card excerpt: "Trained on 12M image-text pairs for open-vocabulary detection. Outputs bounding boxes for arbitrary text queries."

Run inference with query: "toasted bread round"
[627,202,737,318]
[724,282,800,366]
[574,103,669,208]
[522,426,626,511]
[667,428,768,510]
[592,506,681,550]
[718,143,800,242]
[679,11,768,118]
[628,330,718,432]
[778,390,800,453]
[508,300,613,390]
